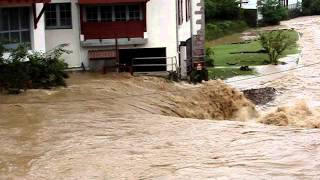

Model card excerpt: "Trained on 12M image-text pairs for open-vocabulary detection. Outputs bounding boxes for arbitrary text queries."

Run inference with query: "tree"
[205,0,241,20]
[259,30,295,65]
[259,0,288,25]
[302,0,320,15]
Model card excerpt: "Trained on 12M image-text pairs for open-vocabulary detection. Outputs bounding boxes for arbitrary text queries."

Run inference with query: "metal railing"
[131,56,178,75]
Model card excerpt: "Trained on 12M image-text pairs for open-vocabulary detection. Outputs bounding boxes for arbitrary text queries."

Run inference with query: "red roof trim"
[0,0,50,5]
[78,0,148,4]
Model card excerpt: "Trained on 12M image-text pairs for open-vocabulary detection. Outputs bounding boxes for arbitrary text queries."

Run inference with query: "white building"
[242,0,302,9]
[0,0,205,77]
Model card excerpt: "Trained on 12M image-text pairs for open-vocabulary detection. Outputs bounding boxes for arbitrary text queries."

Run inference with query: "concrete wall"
[33,3,47,52]
[45,0,82,68]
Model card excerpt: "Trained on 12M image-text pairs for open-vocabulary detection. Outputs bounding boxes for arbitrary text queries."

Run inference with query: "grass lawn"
[210,30,300,66]
[208,67,256,80]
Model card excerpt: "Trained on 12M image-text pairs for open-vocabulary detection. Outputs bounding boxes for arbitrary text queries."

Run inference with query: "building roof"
[0,0,50,5]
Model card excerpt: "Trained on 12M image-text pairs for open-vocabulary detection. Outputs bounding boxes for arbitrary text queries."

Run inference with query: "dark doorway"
[119,48,166,72]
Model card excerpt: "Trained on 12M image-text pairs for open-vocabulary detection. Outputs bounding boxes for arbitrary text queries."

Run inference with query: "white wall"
[242,0,302,9]
[45,0,82,68]
[32,3,46,52]
[138,0,179,68]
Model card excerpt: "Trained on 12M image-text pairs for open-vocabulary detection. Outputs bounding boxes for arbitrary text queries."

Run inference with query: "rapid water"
[1,16,320,179]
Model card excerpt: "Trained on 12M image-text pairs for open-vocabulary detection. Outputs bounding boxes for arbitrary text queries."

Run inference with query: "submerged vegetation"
[0,44,71,94]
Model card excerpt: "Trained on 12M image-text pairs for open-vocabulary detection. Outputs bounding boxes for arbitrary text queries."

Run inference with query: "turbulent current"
[1,16,320,179]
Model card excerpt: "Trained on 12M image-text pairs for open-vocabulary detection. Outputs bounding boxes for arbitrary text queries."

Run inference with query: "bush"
[259,0,288,25]
[259,30,296,65]
[205,46,215,67]
[0,44,71,93]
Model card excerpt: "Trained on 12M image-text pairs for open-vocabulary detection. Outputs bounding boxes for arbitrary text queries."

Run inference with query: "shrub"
[259,0,288,25]
[0,44,71,93]
[205,46,215,67]
[259,30,296,65]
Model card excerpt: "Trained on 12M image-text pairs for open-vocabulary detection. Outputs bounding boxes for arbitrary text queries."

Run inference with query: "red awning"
[0,0,50,5]
[78,0,148,4]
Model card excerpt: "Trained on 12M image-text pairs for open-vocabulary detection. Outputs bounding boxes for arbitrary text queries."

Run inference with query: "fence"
[131,56,178,75]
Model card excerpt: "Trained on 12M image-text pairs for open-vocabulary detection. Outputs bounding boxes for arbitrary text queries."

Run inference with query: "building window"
[128,5,141,20]
[101,6,113,22]
[0,7,31,49]
[178,0,183,25]
[86,6,99,22]
[114,5,127,21]
[45,3,72,29]
[186,0,191,21]
[84,4,142,22]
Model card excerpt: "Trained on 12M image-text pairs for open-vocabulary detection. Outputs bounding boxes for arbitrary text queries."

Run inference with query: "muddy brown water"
[1,16,320,179]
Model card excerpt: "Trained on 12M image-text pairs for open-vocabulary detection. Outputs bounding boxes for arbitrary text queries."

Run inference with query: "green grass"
[210,30,300,66]
[208,67,256,80]
[206,20,249,41]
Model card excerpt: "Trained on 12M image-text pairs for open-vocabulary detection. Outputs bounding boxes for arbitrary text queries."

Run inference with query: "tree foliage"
[205,0,241,20]
[259,0,288,25]
[302,0,320,15]
[259,30,296,65]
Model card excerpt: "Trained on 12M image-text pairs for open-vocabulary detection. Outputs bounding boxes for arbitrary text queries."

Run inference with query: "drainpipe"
[190,0,194,65]
[175,0,180,70]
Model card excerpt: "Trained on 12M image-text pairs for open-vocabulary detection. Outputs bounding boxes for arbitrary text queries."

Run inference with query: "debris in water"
[243,87,277,105]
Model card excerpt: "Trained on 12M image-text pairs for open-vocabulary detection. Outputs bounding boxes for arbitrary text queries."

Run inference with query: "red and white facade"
[0,0,205,76]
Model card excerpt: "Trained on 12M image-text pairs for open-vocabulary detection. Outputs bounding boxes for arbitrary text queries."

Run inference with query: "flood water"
[1,16,320,179]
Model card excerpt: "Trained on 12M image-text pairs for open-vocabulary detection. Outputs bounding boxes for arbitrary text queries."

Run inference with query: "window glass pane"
[115,6,127,21]
[128,5,141,21]
[21,31,30,43]
[0,9,9,31]
[45,4,57,27]
[20,8,30,29]
[101,6,113,22]
[10,32,20,43]
[60,3,72,27]
[0,33,9,44]
[86,6,98,22]
[9,10,19,30]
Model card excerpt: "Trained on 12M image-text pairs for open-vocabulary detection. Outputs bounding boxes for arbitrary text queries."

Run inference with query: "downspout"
[175,0,180,70]
[190,0,194,65]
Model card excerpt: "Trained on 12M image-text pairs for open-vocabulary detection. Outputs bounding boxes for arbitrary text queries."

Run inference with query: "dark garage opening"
[119,48,167,72]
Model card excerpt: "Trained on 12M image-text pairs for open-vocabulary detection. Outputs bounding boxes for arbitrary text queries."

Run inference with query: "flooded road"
[1,16,320,179]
